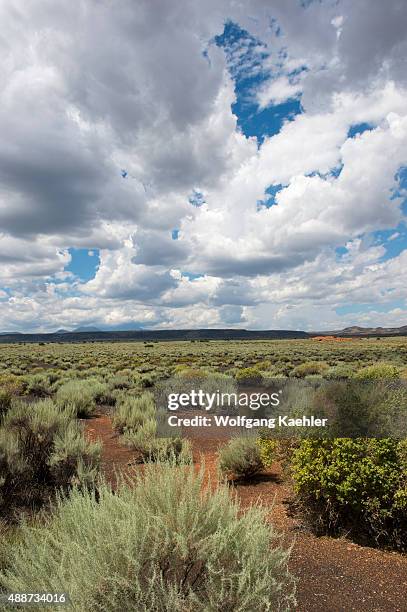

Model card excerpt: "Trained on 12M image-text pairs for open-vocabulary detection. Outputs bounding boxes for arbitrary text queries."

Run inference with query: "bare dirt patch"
[84,413,136,486]
[312,336,355,342]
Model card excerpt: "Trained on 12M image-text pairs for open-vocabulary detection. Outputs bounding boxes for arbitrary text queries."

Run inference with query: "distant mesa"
[0,328,308,343]
[0,325,406,344]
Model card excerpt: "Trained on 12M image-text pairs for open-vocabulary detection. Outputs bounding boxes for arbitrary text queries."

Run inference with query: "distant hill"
[0,331,21,336]
[0,328,309,344]
[311,325,407,337]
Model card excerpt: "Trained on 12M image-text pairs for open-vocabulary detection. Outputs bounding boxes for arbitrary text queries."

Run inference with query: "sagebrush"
[0,399,100,517]
[0,462,296,611]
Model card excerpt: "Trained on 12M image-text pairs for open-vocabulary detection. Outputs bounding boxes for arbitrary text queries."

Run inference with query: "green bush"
[0,463,296,611]
[0,400,100,517]
[219,437,263,480]
[235,367,263,386]
[257,437,277,468]
[324,363,355,380]
[140,373,155,387]
[304,374,324,383]
[354,362,400,380]
[173,366,205,378]
[131,433,192,464]
[292,438,407,550]
[121,417,157,449]
[275,439,301,471]
[261,371,285,386]
[147,437,191,463]
[254,360,272,371]
[290,361,329,378]
[56,379,96,417]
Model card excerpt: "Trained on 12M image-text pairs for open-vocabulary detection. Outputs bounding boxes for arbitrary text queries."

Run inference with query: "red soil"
[83,414,136,486]
[85,415,407,611]
[312,336,355,342]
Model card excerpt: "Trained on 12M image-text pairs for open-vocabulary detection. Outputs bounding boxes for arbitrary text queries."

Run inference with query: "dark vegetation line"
[1,324,407,344]
[0,329,309,344]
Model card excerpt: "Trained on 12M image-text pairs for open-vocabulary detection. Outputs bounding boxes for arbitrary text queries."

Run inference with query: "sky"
[0,0,407,332]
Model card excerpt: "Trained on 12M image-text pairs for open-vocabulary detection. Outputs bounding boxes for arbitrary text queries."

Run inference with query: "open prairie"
[2,335,407,378]
[1,337,406,610]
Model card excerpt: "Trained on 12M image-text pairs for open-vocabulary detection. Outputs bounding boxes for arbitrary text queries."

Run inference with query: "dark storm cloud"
[0,0,228,241]
[131,230,189,267]
[338,0,407,86]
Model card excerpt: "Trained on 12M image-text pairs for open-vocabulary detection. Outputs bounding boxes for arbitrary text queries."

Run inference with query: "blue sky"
[0,1,406,332]
[216,21,303,143]
[65,248,100,282]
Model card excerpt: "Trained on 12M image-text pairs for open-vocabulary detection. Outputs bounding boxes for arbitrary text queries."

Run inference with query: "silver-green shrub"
[0,463,296,611]
[112,393,155,434]
[87,380,116,406]
[113,393,191,463]
[23,373,52,397]
[56,379,96,417]
[122,418,192,464]
[0,399,100,516]
[219,436,263,480]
